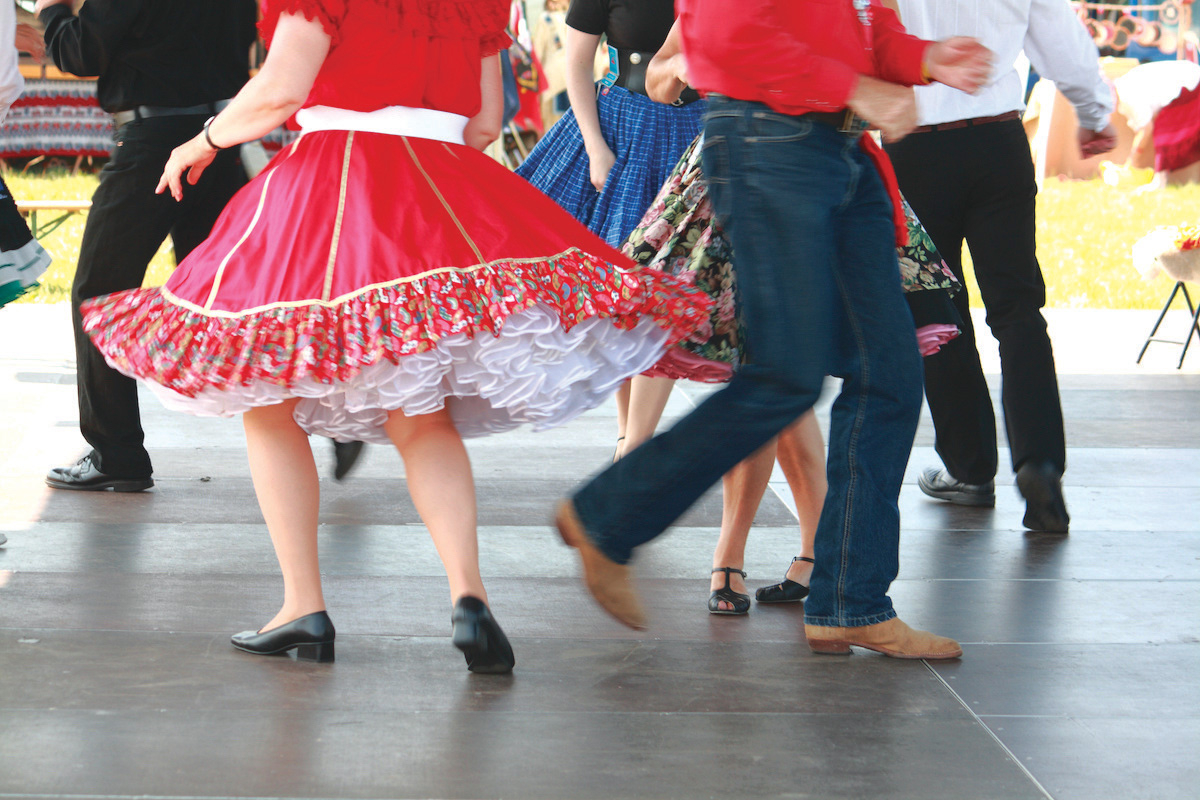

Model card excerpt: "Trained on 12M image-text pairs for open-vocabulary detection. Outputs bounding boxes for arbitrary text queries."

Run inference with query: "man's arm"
[1023,0,1113,132]
[36,0,144,78]
[0,3,23,119]
[872,5,991,95]
[869,3,929,88]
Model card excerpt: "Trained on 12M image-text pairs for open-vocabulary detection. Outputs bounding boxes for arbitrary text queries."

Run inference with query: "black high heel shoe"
[231,610,336,662]
[754,556,814,604]
[451,596,515,674]
[708,567,750,615]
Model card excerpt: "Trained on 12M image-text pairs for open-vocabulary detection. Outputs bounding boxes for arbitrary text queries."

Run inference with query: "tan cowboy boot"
[554,499,646,630]
[805,617,962,659]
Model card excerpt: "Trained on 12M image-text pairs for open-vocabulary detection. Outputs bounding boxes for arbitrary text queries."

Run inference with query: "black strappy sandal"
[754,556,814,604]
[708,567,750,615]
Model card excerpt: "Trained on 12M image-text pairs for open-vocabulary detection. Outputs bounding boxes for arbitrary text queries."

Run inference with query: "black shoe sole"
[917,477,995,507]
[231,640,335,662]
[1016,471,1070,533]
[45,477,154,492]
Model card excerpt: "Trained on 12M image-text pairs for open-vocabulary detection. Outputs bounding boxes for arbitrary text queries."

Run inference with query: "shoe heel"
[294,642,335,663]
[808,639,852,655]
[452,620,485,663]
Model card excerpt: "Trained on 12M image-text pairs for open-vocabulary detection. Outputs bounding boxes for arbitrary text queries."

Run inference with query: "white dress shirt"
[895,0,1113,131]
[0,3,23,125]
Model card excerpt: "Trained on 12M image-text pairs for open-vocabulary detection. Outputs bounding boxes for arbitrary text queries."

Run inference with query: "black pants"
[885,119,1065,484]
[71,115,246,477]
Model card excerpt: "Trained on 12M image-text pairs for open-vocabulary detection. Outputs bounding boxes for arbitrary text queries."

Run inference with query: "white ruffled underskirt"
[144,304,670,443]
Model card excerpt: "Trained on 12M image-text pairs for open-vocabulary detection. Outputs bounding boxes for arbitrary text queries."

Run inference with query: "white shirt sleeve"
[1023,0,1112,131]
[0,3,24,125]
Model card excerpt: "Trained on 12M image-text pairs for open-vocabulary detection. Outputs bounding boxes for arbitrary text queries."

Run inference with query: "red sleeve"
[259,0,345,48]
[870,3,930,88]
[480,31,512,59]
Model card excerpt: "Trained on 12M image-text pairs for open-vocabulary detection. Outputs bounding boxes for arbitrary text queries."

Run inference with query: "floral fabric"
[82,248,708,400]
[622,134,961,379]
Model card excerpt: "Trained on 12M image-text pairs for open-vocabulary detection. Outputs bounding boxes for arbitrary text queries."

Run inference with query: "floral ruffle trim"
[259,0,508,49]
[644,347,734,384]
[81,249,712,400]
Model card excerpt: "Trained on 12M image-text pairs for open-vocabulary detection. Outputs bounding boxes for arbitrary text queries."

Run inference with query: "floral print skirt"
[622,134,962,382]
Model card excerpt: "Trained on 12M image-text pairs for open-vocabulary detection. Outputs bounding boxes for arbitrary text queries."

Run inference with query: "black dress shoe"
[46,452,153,492]
[1016,461,1070,533]
[332,440,365,481]
[917,467,995,507]
[755,556,813,604]
[451,596,515,674]
[231,611,336,662]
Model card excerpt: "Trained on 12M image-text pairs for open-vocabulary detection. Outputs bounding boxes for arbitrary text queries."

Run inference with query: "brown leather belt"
[803,109,872,135]
[910,110,1022,134]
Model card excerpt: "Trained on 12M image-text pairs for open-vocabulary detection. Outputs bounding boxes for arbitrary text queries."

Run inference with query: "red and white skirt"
[81,106,710,442]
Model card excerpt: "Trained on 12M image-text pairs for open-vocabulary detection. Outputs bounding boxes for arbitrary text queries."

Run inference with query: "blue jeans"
[572,97,923,627]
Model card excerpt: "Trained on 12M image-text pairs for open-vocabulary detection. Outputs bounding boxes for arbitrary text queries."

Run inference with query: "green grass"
[960,175,1200,309]
[7,167,1198,309]
[6,169,175,304]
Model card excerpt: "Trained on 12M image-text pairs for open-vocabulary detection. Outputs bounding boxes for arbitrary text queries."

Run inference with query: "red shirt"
[678,0,931,245]
[678,0,929,116]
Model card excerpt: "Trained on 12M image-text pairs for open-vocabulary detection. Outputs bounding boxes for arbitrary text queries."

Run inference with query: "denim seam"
[837,139,860,211]
[829,179,871,627]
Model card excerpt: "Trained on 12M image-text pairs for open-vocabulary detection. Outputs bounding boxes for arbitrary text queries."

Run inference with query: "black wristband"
[203,115,225,151]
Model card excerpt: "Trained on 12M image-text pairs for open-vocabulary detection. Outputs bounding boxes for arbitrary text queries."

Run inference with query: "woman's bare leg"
[709,438,778,610]
[243,399,325,632]
[615,374,676,459]
[383,406,486,605]
[614,380,631,454]
[775,410,826,585]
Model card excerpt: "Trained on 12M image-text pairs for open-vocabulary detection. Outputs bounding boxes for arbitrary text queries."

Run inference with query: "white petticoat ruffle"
[143,304,670,443]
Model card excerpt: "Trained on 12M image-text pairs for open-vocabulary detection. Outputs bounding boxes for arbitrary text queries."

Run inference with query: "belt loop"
[133,107,144,121]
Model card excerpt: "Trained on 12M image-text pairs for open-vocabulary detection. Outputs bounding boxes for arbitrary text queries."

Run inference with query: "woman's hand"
[15,24,45,63]
[156,136,218,202]
[647,20,688,105]
[34,0,71,13]
[670,52,689,88]
[588,144,616,191]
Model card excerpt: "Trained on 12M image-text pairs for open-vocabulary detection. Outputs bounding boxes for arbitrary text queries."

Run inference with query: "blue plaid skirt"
[515,85,705,248]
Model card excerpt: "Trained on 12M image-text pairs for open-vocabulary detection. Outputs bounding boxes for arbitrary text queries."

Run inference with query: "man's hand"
[847,75,917,142]
[34,0,72,13]
[1079,123,1118,158]
[15,24,45,63]
[925,37,993,95]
